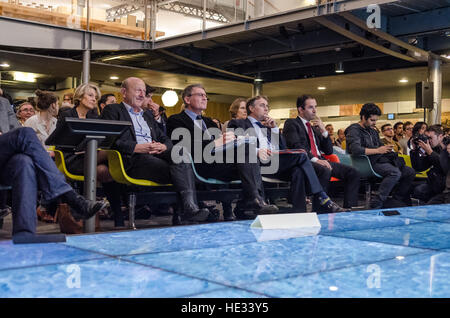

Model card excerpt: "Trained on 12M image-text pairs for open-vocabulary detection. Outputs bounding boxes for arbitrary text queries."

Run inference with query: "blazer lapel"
[119,103,137,141]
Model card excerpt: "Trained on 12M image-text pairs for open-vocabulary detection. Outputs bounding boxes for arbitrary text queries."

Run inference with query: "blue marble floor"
[1,204,450,297]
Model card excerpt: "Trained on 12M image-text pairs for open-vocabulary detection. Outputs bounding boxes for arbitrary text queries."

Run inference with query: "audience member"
[166,84,279,219]
[283,94,360,210]
[24,90,58,152]
[408,121,428,152]
[345,103,415,209]
[393,121,404,142]
[54,83,124,227]
[101,77,212,223]
[0,127,107,243]
[0,95,20,133]
[399,121,413,155]
[229,95,347,213]
[335,128,346,149]
[410,125,447,202]
[381,123,403,154]
[222,97,247,132]
[143,84,167,135]
[16,102,36,126]
[325,124,335,144]
[97,93,117,114]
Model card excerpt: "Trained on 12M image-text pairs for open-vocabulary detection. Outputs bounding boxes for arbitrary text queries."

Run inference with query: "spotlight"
[335,62,344,73]
[162,90,178,107]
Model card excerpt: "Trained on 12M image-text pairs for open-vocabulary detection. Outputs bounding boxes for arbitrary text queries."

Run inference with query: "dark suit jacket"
[101,103,172,169]
[227,118,286,150]
[0,96,20,133]
[166,111,221,157]
[283,117,333,160]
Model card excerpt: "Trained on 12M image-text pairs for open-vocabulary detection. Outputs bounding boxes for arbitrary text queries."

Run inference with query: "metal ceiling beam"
[153,0,399,49]
[158,2,229,23]
[106,4,142,21]
[315,16,418,63]
[340,11,429,61]
[158,49,254,80]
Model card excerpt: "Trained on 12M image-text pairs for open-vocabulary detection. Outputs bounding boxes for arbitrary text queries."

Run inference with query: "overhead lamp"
[335,62,344,73]
[441,54,450,60]
[110,76,119,80]
[399,79,409,83]
[0,62,10,68]
[13,72,36,83]
[317,86,326,90]
[254,78,263,82]
[161,90,178,107]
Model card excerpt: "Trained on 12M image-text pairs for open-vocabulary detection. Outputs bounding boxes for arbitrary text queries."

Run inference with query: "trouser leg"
[1,154,38,236]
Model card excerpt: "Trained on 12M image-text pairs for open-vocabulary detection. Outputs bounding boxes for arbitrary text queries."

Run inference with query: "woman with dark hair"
[222,97,247,132]
[24,90,58,153]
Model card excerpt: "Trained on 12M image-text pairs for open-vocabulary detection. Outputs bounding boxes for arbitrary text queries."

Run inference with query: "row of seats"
[52,148,430,229]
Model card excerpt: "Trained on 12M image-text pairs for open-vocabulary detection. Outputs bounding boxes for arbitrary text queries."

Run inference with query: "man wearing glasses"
[167,84,278,219]
[101,77,211,223]
[381,123,403,154]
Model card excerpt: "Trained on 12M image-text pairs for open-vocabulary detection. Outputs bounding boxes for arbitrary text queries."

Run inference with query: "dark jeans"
[372,160,416,203]
[0,128,72,235]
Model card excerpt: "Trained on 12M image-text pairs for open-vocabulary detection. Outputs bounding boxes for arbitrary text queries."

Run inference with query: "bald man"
[100,77,210,223]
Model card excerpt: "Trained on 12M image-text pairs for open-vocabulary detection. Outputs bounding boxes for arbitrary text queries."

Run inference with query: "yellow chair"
[398,154,429,179]
[105,149,172,229]
[106,149,171,187]
[53,149,84,182]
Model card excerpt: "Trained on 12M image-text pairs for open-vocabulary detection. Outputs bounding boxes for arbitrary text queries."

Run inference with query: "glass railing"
[0,0,324,40]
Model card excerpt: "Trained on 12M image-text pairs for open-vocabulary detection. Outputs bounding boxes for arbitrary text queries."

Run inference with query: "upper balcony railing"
[0,0,333,42]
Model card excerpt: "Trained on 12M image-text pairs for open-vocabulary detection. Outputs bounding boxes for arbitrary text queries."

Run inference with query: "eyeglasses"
[189,93,209,100]
[20,108,34,112]
[383,127,393,132]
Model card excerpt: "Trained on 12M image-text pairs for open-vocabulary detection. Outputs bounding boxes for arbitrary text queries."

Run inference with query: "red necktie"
[306,122,319,158]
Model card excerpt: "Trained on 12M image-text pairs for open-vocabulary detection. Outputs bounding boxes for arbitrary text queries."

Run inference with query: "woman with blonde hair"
[222,97,247,132]
[24,90,58,153]
[54,83,124,227]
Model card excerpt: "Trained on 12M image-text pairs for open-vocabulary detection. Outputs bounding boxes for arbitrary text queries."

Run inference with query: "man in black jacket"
[410,125,447,202]
[228,95,348,213]
[283,95,360,211]
[345,103,415,209]
[166,84,278,219]
[101,77,210,222]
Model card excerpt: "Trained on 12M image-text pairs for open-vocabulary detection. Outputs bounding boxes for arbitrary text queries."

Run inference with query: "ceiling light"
[254,78,263,82]
[0,62,10,68]
[335,62,344,73]
[161,90,178,107]
[399,79,408,83]
[110,76,119,80]
[396,256,405,261]
[441,54,450,59]
[318,86,326,90]
[13,72,36,83]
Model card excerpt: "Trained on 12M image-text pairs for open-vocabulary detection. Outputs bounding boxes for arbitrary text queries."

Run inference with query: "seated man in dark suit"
[228,95,347,213]
[0,127,107,243]
[101,77,210,223]
[345,103,415,209]
[166,84,278,219]
[283,95,361,211]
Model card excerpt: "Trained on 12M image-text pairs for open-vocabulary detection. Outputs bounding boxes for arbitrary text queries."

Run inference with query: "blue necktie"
[256,122,271,144]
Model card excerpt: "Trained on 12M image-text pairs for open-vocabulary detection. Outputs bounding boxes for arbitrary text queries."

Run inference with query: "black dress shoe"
[70,197,109,221]
[181,207,211,222]
[236,198,279,215]
[234,209,257,220]
[321,200,350,213]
